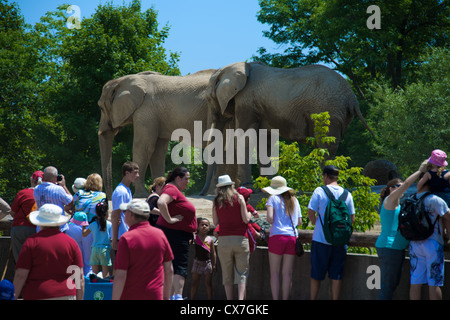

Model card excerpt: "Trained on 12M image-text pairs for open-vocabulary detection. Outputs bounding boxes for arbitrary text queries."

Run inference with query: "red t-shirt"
[15,228,83,300]
[11,188,36,228]
[114,222,174,300]
[156,184,197,233]
[215,195,247,236]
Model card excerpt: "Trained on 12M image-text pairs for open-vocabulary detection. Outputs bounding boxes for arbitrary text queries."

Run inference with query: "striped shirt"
[33,182,73,231]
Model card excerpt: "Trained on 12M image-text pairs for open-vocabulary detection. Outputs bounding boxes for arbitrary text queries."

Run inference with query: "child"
[190,217,216,300]
[417,149,450,206]
[237,186,260,218]
[82,200,112,278]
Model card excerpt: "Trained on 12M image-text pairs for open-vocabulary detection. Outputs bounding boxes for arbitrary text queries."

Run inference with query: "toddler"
[417,149,450,206]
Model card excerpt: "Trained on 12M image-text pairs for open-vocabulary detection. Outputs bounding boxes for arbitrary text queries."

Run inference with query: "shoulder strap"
[320,186,335,200]
[321,185,348,201]
[339,190,349,201]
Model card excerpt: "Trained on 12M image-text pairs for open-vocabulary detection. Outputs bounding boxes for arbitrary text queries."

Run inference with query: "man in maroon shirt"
[113,199,174,300]
[13,203,84,300]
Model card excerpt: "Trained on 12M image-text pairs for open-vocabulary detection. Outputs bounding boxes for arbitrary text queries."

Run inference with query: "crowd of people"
[0,148,449,300]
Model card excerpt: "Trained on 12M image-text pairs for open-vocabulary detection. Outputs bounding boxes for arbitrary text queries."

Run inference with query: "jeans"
[376,246,405,300]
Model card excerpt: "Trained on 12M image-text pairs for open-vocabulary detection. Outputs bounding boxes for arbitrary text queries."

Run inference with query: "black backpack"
[398,192,438,241]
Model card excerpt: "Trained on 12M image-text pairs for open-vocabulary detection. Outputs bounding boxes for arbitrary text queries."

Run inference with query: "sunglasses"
[390,184,401,189]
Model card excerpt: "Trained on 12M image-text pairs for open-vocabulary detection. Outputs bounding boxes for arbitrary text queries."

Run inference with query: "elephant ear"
[210,62,249,115]
[109,75,147,129]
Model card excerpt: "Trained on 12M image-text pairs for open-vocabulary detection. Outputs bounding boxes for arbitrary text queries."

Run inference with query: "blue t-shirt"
[375,200,409,250]
[88,220,112,248]
[112,183,132,238]
[266,194,301,237]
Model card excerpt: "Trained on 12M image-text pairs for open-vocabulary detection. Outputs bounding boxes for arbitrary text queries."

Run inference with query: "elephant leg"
[149,138,169,181]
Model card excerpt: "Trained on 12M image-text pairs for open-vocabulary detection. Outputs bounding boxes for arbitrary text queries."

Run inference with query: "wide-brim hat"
[216,175,235,188]
[120,199,150,217]
[262,176,293,195]
[29,203,70,227]
[428,149,448,167]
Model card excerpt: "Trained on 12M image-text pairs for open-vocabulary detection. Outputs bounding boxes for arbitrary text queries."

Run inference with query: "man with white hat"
[13,204,84,300]
[113,199,174,300]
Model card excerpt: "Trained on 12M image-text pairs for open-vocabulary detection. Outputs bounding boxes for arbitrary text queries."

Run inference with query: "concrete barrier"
[2,230,450,300]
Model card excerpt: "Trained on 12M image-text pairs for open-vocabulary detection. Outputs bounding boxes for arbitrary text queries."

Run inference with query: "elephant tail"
[354,100,375,137]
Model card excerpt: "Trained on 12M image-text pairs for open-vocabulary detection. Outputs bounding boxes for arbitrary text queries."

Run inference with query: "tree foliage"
[368,48,450,174]
[0,0,179,203]
[254,112,379,236]
[256,0,449,92]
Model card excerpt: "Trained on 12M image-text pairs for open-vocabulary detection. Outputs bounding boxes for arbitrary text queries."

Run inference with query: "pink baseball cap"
[428,149,448,167]
[31,170,44,181]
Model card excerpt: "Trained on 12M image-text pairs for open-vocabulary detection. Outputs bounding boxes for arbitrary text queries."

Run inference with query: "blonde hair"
[149,176,166,193]
[214,185,237,208]
[85,173,103,191]
[280,189,296,216]
[427,162,446,178]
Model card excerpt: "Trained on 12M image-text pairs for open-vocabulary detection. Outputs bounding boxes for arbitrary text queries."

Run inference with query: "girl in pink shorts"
[263,176,302,300]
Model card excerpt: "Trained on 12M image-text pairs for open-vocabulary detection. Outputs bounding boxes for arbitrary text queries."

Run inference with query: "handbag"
[288,212,304,257]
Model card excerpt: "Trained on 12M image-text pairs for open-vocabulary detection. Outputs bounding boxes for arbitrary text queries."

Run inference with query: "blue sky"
[17,0,284,75]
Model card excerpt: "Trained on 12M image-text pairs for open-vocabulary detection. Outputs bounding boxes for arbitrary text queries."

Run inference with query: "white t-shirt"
[266,194,302,237]
[112,182,132,238]
[308,185,355,245]
[413,192,449,245]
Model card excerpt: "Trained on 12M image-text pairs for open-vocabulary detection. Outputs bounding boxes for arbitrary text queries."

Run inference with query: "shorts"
[90,246,112,266]
[157,225,193,278]
[192,258,213,275]
[268,235,296,255]
[409,239,444,286]
[310,241,347,281]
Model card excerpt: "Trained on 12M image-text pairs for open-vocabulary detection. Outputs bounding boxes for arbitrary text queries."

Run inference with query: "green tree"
[256,0,449,93]
[254,112,379,236]
[368,48,450,174]
[255,0,449,168]
[0,0,180,202]
[0,0,59,202]
[30,0,180,187]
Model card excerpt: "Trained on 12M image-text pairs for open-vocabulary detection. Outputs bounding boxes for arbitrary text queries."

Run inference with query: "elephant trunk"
[99,129,115,200]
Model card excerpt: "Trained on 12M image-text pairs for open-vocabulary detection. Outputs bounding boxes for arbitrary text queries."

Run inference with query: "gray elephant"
[98,64,249,198]
[209,62,374,185]
[363,159,400,185]
[98,61,373,198]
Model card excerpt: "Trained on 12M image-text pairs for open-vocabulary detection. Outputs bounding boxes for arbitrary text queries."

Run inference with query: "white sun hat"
[262,176,293,195]
[216,175,235,188]
[29,203,70,227]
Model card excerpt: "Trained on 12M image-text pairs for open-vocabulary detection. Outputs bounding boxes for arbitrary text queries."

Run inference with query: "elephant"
[98,61,373,198]
[208,61,374,185]
[363,159,400,185]
[98,63,250,198]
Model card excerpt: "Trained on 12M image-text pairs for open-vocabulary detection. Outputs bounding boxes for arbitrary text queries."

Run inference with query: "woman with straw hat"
[212,175,251,300]
[13,204,84,300]
[263,176,302,300]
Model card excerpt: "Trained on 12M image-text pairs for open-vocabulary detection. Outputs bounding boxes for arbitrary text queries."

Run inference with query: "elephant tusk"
[98,130,103,136]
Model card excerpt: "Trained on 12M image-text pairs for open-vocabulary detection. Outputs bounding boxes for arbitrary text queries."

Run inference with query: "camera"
[57,174,63,182]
